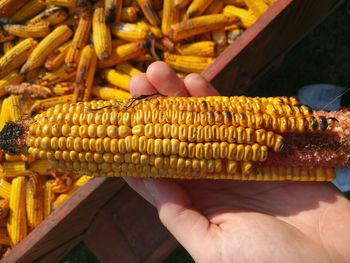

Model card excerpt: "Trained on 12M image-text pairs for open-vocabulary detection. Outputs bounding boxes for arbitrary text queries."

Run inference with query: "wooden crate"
[1,0,343,262]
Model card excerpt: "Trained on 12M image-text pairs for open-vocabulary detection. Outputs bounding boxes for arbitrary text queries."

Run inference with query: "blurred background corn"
[0,0,276,255]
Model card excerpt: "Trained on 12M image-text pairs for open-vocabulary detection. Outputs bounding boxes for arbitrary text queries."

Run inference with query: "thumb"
[144,179,210,254]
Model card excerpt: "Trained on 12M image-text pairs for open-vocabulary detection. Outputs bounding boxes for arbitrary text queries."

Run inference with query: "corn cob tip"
[0,121,28,155]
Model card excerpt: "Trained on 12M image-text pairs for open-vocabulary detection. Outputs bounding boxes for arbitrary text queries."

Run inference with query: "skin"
[124,61,350,263]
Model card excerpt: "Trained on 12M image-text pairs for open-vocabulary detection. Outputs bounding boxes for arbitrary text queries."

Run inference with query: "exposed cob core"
[1,96,349,181]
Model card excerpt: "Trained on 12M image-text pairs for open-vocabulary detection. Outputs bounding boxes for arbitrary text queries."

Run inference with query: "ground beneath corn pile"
[61,2,350,263]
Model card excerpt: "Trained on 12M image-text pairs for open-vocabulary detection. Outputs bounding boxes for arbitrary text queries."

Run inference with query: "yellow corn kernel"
[102,68,131,91]
[116,62,142,76]
[40,0,78,7]
[27,6,68,26]
[74,45,97,102]
[92,7,112,61]
[0,179,11,200]
[223,5,256,28]
[0,70,24,97]
[30,94,75,114]
[0,200,9,220]
[0,227,10,246]
[97,40,149,68]
[136,0,160,26]
[43,180,54,218]
[105,0,122,24]
[52,175,91,210]
[168,14,237,42]
[26,174,44,229]
[0,38,37,79]
[45,40,72,71]
[244,0,269,17]
[21,25,73,74]
[65,8,92,68]
[121,6,139,22]
[0,97,11,130]
[36,65,76,86]
[92,86,132,100]
[0,0,29,17]
[3,22,50,38]
[111,22,152,42]
[10,0,46,23]
[186,0,213,18]
[7,176,27,246]
[164,52,214,73]
[176,41,215,57]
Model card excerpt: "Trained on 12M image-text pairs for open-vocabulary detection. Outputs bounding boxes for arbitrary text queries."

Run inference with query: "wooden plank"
[202,0,343,95]
[36,235,83,263]
[1,178,124,263]
[85,185,178,263]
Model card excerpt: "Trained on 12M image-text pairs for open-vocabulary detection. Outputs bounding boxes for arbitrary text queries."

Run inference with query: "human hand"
[124,61,350,263]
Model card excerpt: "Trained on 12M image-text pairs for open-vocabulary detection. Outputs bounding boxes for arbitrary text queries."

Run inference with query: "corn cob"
[0,38,37,79]
[176,41,216,57]
[3,22,50,38]
[0,180,11,200]
[186,0,213,18]
[161,0,179,35]
[97,40,150,68]
[2,40,14,54]
[1,162,29,177]
[0,200,9,220]
[36,65,76,86]
[0,0,29,17]
[174,0,191,8]
[46,41,72,71]
[0,70,24,97]
[5,83,52,99]
[10,0,46,23]
[105,0,122,24]
[92,7,112,61]
[136,0,160,26]
[111,22,152,42]
[43,180,54,218]
[20,25,73,74]
[168,14,238,42]
[243,0,269,18]
[224,0,247,7]
[52,175,91,210]
[102,68,131,91]
[223,5,256,28]
[116,62,142,76]
[27,6,68,26]
[164,52,214,73]
[92,86,132,100]
[205,0,224,14]
[74,45,97,102]
[121,6,140,22]
[29,94,75,114]
[7,176,27,246]
[65,7,92,68]
[26,173,44,229]
[51,82,75,96]
[40,0,78,8]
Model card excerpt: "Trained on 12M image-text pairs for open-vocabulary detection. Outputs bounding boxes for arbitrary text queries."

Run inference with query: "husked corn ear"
[10,0,46,23]
[223,5,256,28]
[7,176,27,246]
[43,180,54,218]
[7,95,21,121]
[36,65,76,86]
[111,22,152,42]
[2,41,14,54]
[0,38,37,79]
[0,0,29,17]
[27,6,69,25]
[116,62,142,76]
[205,0,224,14]
[29,94,75,114]
[22,96,331,181]
[0,180,11,200]
[186,0,213,18]
[92,86,132,100]
[51,82,75,96]
[46,40,72,71]
[102,68,131,91]
[92,7,112,61]
[244,0,269,17]
[52,175,91,210]
[161,0,179,35]
[136,0,160,26]
[65,7,92,68]
[20,25,73,74]
[0,70,24,97]
[176,41,215,57]
[74,45,97,102]
[105,0,122,24]
[0,200,9,220]
[164,52,214,73]
[2,162,29,177]
[25,174,44,229]
[168,14,238,42]
[3,22,50,38]
[40,0,78,8]
[174,0,191,8]
[97,40,149,68]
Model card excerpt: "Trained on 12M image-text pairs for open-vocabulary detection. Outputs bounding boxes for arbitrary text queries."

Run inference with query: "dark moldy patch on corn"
[0,121,26,155]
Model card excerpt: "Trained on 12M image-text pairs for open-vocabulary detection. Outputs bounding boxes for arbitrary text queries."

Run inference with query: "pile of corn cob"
[0,0,276,256]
